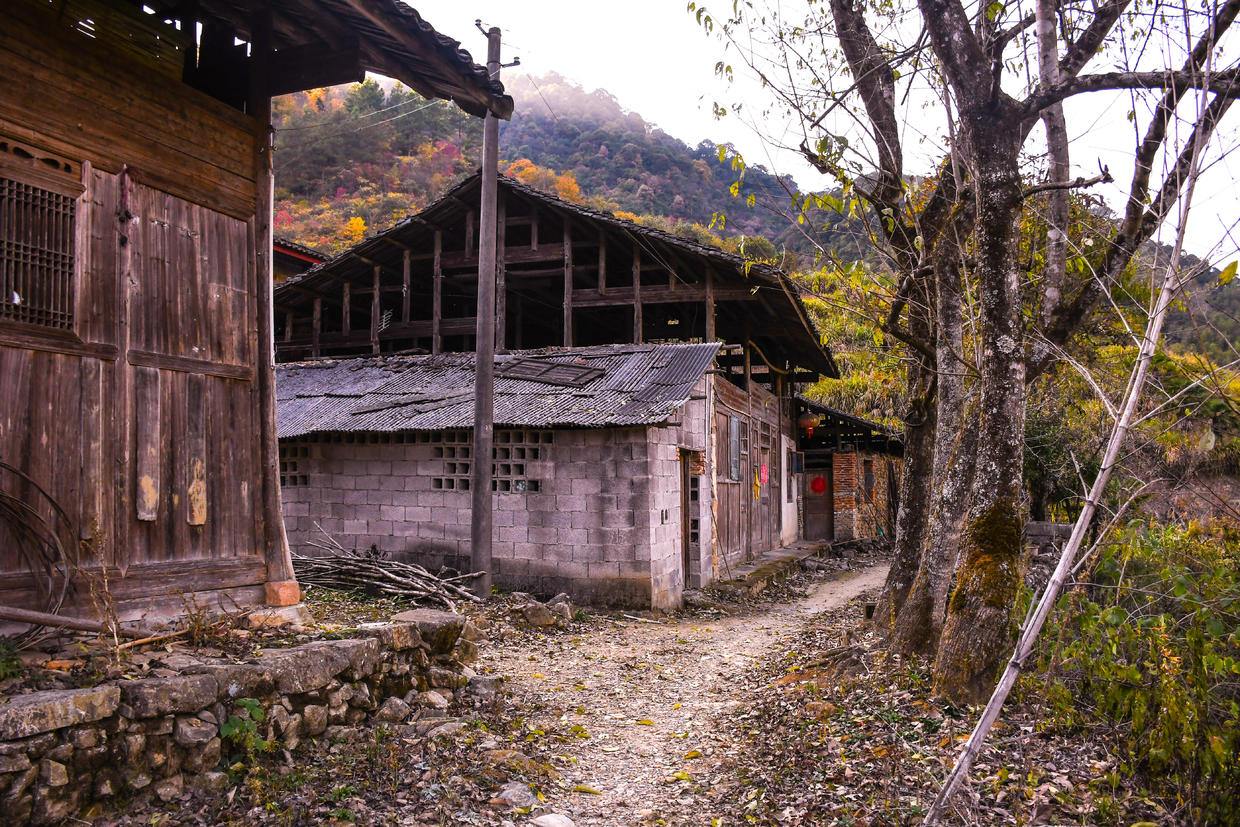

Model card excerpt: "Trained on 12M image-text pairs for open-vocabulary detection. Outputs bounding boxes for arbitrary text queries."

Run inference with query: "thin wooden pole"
[401,248,411,324]
[470,26,502,598]
[562,220,573,346]
[632,245,642,343]
[432,230,442,354]
[370,265,380,354]
[311,297,321,357]
[597,233,606,293]
[705,268,716,342]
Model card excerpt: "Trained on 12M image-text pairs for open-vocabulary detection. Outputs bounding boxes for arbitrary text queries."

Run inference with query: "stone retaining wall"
[0,609,481,825]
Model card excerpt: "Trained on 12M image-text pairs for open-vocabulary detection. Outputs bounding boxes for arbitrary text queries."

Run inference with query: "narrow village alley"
[478,562,891,826]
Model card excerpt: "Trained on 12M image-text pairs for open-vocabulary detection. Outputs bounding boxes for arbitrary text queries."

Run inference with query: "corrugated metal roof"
[278,343,720,437]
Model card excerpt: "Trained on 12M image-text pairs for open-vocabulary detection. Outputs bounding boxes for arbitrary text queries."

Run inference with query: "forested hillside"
[270,75,1238,392]
[270,74,867,261]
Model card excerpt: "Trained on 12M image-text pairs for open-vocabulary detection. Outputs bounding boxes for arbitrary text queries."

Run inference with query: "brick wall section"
[828,451,900,541]
[282,425,693,608]
[832,452,857,540]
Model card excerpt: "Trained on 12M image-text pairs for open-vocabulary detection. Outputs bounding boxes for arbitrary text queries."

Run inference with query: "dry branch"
[291,547,483,611]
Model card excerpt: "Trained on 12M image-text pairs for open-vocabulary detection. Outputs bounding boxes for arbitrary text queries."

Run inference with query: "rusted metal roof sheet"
[277,343,720,437]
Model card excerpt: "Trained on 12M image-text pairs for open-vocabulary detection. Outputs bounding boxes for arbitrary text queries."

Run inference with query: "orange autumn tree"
[503,159,582,202]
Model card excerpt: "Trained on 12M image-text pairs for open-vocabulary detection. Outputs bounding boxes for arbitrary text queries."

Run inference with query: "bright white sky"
[411,0,1239,263]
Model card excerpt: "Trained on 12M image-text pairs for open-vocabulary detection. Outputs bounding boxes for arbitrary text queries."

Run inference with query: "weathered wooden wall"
[0,6,269,620]
[711,374,784,571]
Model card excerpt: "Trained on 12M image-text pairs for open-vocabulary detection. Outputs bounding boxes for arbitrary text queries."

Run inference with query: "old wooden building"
[0,0,510,627]
[271,175,907,608]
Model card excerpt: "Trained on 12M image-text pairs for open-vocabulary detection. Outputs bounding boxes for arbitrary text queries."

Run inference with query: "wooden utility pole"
[470,25,501,598]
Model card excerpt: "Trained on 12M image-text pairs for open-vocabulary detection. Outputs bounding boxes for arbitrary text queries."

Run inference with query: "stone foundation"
[0,609,479,825]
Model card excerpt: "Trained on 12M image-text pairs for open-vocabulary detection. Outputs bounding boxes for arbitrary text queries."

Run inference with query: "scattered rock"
[302,704,329,736]
[0,687,120,740]
[389,609,464,654]
[492,781,538,809]
[463,674,504,701]
[426,721,468,739]
[374,697,411,724]
[411,690,450,710]
[513,601,557,628]
[153,773,184,802]
[120,674,217,718]
[39,759,69,787]
[531,815,576,827]
[246,603,313,629]
[173,716,216,747]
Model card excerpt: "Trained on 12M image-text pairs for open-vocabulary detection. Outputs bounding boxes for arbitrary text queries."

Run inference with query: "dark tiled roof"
[273,237,326,263]
[194,1,512,118]
[277,343,720,437]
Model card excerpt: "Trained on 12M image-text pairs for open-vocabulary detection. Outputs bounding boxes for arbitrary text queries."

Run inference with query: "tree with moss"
[695,0,1240,702]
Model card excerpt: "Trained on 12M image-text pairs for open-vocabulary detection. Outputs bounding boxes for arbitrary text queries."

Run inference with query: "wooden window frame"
[0,134,85,342]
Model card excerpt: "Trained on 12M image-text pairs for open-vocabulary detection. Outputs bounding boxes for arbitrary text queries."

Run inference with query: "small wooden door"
[803,470,834,541]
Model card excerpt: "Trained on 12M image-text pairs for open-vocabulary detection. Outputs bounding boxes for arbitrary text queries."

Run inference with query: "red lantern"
[810,476,827,494]
[797,411,821,439]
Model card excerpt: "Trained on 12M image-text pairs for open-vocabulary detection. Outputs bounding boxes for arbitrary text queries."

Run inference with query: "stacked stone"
[0,609,485,825]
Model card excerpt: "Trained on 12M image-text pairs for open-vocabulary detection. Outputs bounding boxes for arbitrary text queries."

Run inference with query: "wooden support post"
[563,220,573,346]
[312,298,321,357]
[465,210,475,258]
[632,245,642,344]
[597,233,606,293]
[249,9,295,592]
[705,268,716,342]
[470,26,502,598]
[432,230,442,354]
[496,192,506,350]
[370,265,381,354]
[341,282,351,336]
[401,248,411,323]
[283,311,293,342]
[530,213,538,251]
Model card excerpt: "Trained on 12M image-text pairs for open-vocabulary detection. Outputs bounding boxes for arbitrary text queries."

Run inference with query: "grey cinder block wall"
[281,389,712,610]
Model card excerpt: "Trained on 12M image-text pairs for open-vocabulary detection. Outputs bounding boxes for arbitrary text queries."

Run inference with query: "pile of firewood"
[292,525,482,610]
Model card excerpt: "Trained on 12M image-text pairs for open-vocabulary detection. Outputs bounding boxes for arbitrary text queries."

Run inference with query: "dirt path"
[479,562,890,826]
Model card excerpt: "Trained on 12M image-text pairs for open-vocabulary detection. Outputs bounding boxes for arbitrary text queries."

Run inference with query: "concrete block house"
[273,174,900,608]
[0,0,510,627]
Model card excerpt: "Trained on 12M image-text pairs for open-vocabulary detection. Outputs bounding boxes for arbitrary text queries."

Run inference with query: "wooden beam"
[705,268,716,342]
[370,265,381,354]
[633,245,642,344]
[341,281,351,336]
[265,42,363,97]
[570,284,757,308]
[432,230,442,354]
[440,242,566,270]
[563,220,573,346]
[597,232,606,293]
[312,297,321,357]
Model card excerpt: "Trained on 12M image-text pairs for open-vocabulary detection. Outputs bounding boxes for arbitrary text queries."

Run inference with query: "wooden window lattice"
[0,177,76,331]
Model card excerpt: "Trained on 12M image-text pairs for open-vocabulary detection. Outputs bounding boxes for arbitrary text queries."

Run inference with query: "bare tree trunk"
[875,281,937,630]
[892,256,976,654]
[932,112,1028,704]
[1037,0,1071,327]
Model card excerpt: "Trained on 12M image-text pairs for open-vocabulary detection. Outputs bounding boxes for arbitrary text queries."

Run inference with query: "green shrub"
[1040,520,1240,823]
